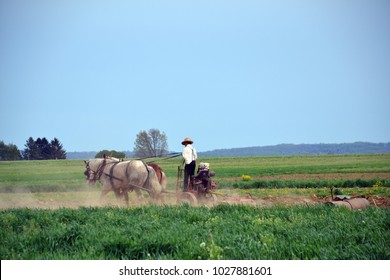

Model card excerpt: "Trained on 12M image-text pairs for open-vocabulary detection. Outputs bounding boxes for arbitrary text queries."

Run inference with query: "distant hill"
[67,142,390,159]
[198,142,390,157]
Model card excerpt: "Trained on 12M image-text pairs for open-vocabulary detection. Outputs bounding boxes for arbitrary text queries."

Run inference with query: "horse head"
[84,159,104,185]
[84,160,95,185]
[84,157,122,185]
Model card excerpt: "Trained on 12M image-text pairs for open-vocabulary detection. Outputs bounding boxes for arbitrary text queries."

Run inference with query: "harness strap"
[124,161,132,181]
[92,160,122,182]
[107,162,121,186]
[124,161,133,192]
[141,161,151,191]
[95,159,107,180]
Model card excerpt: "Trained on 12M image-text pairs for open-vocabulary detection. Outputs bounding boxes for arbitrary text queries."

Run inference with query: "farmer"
[181,137,197,191]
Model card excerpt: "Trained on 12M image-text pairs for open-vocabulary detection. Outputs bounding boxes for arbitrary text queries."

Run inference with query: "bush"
[241,175,251,181]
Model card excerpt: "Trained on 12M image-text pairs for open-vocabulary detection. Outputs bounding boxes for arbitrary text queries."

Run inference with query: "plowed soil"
[0,191,388,209]
[1,172,388,209]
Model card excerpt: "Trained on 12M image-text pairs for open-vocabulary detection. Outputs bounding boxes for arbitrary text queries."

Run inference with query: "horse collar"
[94,159,107,181]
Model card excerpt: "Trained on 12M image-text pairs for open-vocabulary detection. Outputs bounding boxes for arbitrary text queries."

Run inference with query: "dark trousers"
[183,160,196,191]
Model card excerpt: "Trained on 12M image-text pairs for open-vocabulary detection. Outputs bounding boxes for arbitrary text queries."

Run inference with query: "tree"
[22,137,39,160]
[22,137,67,160]
[50,138,67,159]
[36,138,51,159]
[0,141,21,160]
[133,128,168,158]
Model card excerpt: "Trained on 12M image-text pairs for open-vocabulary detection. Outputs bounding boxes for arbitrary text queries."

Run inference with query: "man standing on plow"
[181,137,197,191]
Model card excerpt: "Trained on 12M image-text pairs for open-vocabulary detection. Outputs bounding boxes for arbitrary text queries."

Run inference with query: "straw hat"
[181,137,193,145]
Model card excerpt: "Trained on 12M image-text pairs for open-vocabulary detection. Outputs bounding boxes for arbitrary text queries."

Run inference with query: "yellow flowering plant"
[242,175,251,181]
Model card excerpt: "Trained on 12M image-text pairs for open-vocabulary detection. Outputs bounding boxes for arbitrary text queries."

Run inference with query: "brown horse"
[146,162,167,189]
[84,158,165,205]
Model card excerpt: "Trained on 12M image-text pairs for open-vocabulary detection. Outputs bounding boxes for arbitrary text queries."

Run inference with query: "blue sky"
[1,0,389,153]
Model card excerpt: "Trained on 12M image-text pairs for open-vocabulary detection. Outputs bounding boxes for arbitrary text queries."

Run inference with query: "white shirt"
[182,144,197,164]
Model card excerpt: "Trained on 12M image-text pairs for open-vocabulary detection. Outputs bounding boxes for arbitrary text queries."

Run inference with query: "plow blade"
[326,198,370,210]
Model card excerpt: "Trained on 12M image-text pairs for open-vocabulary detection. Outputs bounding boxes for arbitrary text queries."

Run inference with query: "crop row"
[0,178,388,194]
[232,178,390,189]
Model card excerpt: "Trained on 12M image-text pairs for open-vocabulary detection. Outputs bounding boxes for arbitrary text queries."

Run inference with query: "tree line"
[1,128,170,161]
[0,137,67,160]
[0,141,21,160]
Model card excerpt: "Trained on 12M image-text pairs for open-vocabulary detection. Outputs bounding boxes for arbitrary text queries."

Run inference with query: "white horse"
[84,157,165,205]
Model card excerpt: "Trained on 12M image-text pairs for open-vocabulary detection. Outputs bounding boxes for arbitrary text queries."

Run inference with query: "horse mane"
[103,154,122,162]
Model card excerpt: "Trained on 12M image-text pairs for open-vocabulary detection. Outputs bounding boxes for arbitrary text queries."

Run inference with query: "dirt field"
[1,190,388,210]
[0,192,321,209]
[1,171,388,210]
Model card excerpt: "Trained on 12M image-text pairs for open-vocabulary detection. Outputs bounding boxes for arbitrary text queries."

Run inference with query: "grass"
[193,154,390,178]
[1,205,389,260]
[0,160,84,191]
[0,154,389,260]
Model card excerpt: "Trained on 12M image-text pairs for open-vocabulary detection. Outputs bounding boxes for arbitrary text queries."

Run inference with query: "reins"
[90,159,120,182]
[144,152,181,164]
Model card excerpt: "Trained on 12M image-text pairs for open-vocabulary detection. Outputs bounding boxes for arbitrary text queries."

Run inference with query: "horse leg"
[153,190,165,205]
[149,177,163,204]
[100,188,111,204]
[123,190,130,206]
[128,185,144,205]
[135,188,143,198]
[113,189,123,203]
[158,192,165,205]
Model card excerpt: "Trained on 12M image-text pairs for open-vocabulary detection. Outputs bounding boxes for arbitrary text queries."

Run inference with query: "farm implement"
[175,162,218,206]
[324,186,371,210]
[134,154,220,205]
[173,162,256,206]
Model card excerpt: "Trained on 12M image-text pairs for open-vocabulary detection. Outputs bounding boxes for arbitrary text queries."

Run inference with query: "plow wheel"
[203,193,218,205]
[178,192,198,206]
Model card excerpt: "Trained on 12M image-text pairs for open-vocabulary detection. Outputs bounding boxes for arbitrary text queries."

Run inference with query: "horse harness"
[88,159,151,192]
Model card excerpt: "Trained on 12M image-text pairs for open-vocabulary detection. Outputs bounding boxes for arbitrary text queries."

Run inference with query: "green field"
[1,205,389,260]
[0,154,389,206]
[1,154,389,191]
[0,154,389,259]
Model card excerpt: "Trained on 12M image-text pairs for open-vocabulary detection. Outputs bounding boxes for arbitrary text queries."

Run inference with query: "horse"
[84,157,165,205]
[100,156,167,192]
[102,155,167,191]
